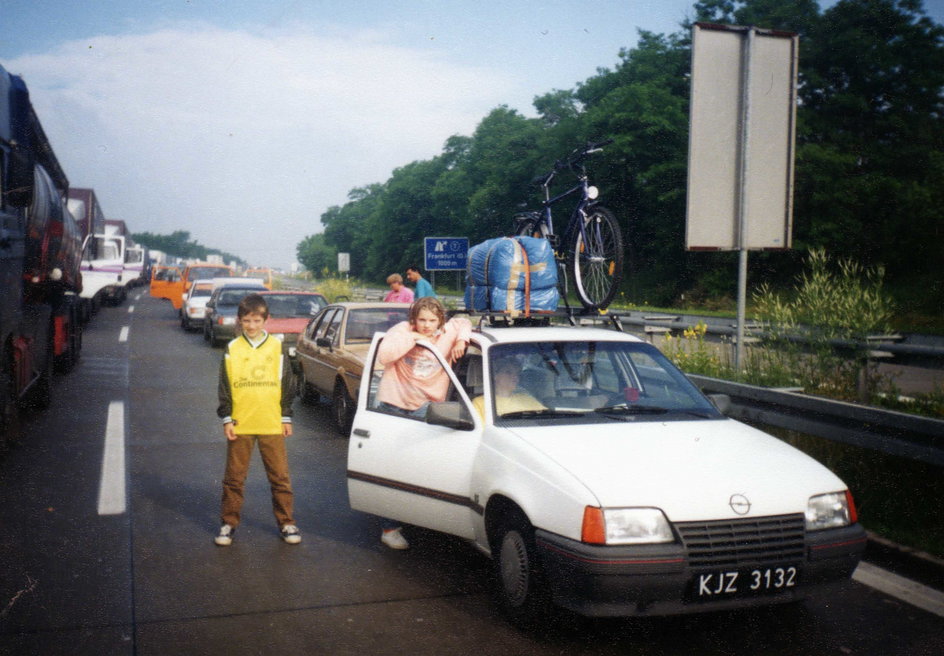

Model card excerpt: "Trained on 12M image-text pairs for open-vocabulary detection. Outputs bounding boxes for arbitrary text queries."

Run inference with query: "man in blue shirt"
[406,266,436,298]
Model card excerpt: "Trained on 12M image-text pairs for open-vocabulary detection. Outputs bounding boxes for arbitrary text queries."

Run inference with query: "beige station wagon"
[295,302,410,433]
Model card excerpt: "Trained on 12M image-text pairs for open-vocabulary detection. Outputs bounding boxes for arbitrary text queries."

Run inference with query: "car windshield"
[264,294,326,317]
[484,341,720,422]
[191,287,213,298]
[217,289,256,305]
[189,266,231,281]
[345,308,410,343]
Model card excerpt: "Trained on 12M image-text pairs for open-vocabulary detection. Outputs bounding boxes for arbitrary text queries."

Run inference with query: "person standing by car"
[383,273,414,303]
[406,266,436,299]
[373,297,470,549]
[214,294,301,547]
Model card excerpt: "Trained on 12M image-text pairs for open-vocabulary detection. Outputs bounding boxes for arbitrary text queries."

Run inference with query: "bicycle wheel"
[570,205,623,310]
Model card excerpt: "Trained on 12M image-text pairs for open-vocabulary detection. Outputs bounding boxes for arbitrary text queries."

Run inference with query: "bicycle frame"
[537,170,595,255]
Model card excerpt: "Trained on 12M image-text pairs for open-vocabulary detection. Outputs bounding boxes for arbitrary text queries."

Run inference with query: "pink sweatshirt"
[377,317,472,410]
[383,287,415,303]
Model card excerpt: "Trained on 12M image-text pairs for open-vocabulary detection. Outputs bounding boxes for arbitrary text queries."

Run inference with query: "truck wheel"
[332,380,354,435]
[55,303,80,373]
[27,336,54,411]
[0,367,20,452]
[494,514,551,626]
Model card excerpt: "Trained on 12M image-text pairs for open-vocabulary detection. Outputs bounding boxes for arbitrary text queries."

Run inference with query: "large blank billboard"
[686,23,798,251]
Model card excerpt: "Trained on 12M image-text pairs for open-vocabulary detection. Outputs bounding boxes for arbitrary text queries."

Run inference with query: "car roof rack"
[447,309,626,333]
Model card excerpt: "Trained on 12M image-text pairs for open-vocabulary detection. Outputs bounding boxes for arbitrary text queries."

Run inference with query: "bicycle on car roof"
[514,139,624,312]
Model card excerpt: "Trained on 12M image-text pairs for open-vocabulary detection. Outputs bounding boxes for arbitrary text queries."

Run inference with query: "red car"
[259,291,329,354]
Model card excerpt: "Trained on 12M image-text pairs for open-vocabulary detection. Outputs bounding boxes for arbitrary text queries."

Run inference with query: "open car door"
[347,335,482,540]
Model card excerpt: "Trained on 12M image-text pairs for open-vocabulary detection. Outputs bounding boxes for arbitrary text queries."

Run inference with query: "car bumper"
[535,523,866,617]
[213,323,238,340]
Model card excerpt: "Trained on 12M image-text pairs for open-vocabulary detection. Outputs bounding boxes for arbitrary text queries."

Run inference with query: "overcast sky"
[2,0,942,269]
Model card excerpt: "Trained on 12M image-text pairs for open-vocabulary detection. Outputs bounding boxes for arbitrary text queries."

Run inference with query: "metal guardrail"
[607,311,944,369]
[689,374,944,467]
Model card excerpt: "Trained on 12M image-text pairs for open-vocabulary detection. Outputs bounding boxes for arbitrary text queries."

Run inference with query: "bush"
[315,277,353,302]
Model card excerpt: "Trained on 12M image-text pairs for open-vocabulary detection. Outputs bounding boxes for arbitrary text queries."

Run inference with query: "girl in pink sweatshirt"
[377,297,471,414]
[374,297,471,549]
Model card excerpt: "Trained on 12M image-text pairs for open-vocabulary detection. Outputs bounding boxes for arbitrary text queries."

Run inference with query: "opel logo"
[729,494,751,515]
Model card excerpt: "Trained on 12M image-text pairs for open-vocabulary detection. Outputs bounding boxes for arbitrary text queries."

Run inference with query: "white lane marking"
[854,561,944,617]
[97,401,126,515]
[127,305,134,313]
[119,326,129,342]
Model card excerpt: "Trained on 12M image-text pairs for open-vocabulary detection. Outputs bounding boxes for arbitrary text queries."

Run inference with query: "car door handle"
[352,428,370,438]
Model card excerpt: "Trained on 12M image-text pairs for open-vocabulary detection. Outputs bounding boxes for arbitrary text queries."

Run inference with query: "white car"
[347,321,866,623]
[181,277,265,331]
[179,280,215,330]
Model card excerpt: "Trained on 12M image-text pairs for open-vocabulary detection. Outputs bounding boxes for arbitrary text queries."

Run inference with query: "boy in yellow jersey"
[214,293,300,546]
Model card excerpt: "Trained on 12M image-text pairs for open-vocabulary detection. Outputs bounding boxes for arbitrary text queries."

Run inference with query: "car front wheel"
[332,380,354,435]
[494,516,551,625]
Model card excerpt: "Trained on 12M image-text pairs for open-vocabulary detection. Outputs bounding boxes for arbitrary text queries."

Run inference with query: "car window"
[323,310,343,344]
[345,308,410,343]
[306,308,332,340]
[486,341,719,420]
[262,295,296,317]
[188,266,232,281]
[218,289,255,305]
[366,339,464,422]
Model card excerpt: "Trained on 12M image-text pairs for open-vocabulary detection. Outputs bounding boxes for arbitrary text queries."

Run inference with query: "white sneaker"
[280,524,302,545]
[215,524,235,546]
[381,527,409,550]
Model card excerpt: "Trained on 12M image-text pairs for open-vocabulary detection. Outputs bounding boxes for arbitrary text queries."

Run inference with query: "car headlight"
[582,507,674,545]
[805,491,855,531]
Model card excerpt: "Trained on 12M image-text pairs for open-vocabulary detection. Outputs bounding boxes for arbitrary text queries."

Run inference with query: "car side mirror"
[315,337,332,348]
[426,402,474,431]
[707,393,731,414]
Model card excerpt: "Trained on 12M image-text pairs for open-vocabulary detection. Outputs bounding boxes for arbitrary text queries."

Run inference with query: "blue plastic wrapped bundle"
[465,236,559,314]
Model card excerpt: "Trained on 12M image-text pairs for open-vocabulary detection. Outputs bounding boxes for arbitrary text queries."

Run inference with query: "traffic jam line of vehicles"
[0,63,148,445]
[149,265,327,352]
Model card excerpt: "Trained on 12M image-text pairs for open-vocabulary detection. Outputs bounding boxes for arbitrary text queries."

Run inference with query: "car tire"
[494,514,551,626]
[332,380,354,436]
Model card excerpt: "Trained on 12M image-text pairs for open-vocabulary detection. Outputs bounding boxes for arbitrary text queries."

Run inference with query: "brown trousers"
[220,434,294,528]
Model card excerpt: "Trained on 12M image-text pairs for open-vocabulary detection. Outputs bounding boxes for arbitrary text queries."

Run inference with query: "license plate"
[691,565,799,600]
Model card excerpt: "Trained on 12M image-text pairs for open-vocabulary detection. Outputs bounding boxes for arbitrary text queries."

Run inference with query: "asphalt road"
[0,290,942,655]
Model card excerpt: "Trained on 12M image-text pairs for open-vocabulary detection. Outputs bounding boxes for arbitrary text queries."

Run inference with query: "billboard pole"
[735,27,756,372]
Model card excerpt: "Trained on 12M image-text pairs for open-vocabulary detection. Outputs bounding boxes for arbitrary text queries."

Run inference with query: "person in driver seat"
[473,356,544,420]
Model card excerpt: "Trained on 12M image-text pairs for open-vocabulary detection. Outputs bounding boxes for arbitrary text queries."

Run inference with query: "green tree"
[296,233,336,276]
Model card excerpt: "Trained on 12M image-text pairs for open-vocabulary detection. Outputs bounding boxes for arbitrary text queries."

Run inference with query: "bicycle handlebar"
[552,138,613,173]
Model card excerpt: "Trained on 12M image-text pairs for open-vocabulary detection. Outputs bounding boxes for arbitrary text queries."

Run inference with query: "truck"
[124,242,149,288]
[107,220,147,289]
[71,197,126,311]
[1,63,84,442]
